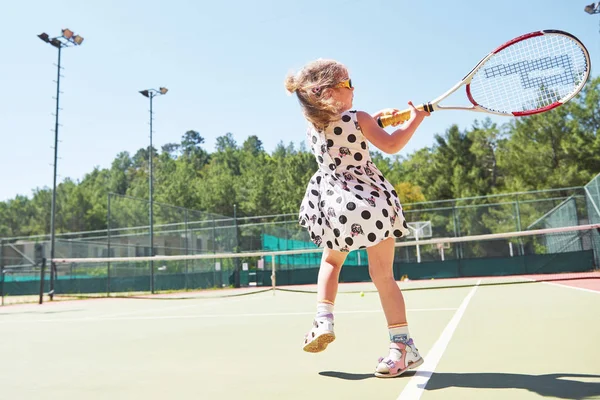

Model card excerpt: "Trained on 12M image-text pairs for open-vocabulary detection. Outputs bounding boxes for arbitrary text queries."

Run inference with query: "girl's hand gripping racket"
[377,30,591,128]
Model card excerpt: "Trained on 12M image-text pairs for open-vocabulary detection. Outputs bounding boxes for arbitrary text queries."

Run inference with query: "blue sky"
[1,0,599,202]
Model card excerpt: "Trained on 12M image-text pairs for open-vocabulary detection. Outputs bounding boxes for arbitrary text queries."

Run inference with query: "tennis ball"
[360,291,364,297]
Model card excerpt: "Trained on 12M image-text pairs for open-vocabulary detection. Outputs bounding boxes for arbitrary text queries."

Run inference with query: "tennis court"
[1,271,598,400]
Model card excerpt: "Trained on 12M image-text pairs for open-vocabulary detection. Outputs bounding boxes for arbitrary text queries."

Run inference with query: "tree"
[499,103,584,192]
[560,76,600,179]
[155,158,200,210]
[370,151,404,187]
[180,130,209,168]
[212,133,240,176]
[237,136,272,216]
[270,144,317,215]
[132,146,158,169]
[242,135,263,156]
[0,202,9,236]
[468,118,507,191]
[108,152,132,195]
[215,132,237,152]
[3,195,34,236]
[394,181,426,205]
[161,143,180,158]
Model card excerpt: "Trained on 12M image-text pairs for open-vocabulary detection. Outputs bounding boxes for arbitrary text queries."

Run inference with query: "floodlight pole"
[38,29,84,301]
[149,93,154,294]
[49,45,61,301]
[139,88,168,294]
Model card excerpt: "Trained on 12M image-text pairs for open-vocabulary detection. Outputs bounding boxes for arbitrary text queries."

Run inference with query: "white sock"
[316,301,334,320]
[389,325,410,344]
[388,325,410,361]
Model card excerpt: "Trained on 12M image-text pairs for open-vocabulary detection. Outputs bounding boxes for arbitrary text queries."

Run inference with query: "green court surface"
[0,275,599,400]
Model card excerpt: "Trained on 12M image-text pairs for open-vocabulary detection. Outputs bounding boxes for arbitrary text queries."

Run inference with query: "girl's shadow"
[320,370,600,399]
[319,370,417,381]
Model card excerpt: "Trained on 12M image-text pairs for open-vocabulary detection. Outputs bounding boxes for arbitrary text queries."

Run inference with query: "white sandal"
[302,319,335,353]
[375,339,424,378]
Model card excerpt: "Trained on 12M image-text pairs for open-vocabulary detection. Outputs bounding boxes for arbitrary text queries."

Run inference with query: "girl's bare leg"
[367,238,423,377]
[367,238,407,325]
[317,248,347,304]
[303,248,347,353]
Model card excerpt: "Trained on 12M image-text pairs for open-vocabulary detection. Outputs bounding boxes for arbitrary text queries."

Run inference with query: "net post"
[515,195,525,255]
[270,252,276,295]
[212,218,216,254]
[184,209,189,290]
[452,206,463,259]
[437,242,446,261]
[107,193,111,297]
[416,230,421,263]
[49,260,55,301]
[233,204,241,289]
[39,258,46,305]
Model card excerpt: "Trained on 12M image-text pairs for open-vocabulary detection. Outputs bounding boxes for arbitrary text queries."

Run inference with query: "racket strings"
[470,33,589,114]
[485,55,574,89]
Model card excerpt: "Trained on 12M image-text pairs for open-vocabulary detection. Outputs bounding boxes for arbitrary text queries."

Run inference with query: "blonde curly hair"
[285,59,349,130]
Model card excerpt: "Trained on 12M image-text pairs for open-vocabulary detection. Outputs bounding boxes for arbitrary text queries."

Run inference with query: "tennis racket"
[377,29,591,128]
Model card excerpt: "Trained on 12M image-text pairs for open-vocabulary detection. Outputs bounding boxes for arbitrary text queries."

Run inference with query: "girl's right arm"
[356,101,429,154]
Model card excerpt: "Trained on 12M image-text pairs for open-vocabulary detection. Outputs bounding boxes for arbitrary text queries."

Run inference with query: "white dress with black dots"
[298,110,411,252]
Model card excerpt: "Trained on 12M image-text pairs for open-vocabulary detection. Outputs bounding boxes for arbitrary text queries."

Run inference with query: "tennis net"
[2,223,598,303]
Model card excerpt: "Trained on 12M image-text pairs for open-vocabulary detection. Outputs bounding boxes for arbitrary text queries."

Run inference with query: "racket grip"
[376,109,412,128]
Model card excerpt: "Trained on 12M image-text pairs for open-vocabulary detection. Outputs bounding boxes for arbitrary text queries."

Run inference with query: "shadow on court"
[319,370,417,381]
[425,372,600,399]
[320,371,600,399]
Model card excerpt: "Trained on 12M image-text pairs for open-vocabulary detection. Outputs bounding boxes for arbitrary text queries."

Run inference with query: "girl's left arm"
[357,102,429,154]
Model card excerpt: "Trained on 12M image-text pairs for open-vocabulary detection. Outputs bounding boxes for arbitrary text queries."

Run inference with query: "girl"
[285,59,430,378]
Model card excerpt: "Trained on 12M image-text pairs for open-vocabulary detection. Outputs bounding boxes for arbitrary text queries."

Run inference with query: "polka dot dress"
[298,110,410,252]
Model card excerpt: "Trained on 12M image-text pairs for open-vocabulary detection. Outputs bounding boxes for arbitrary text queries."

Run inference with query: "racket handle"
[376,104,427,128]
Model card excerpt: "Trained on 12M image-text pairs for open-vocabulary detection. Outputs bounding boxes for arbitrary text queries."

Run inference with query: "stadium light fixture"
[62,28,73,39]
[584,3,600,14]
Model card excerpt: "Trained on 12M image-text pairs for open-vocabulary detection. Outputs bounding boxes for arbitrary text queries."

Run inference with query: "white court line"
[398,280,480,400]
[0,293,266,319]
[84,294,266,320]
[0,307,457,324]
[519,277,600,295]
[0,293,269,322]
[535,280,600,295]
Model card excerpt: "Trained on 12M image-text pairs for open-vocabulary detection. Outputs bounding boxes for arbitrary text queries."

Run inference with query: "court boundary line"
[531,279,600,295]
[81,294,267,320]
[0,307,457,324]
[398,280,480,400]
